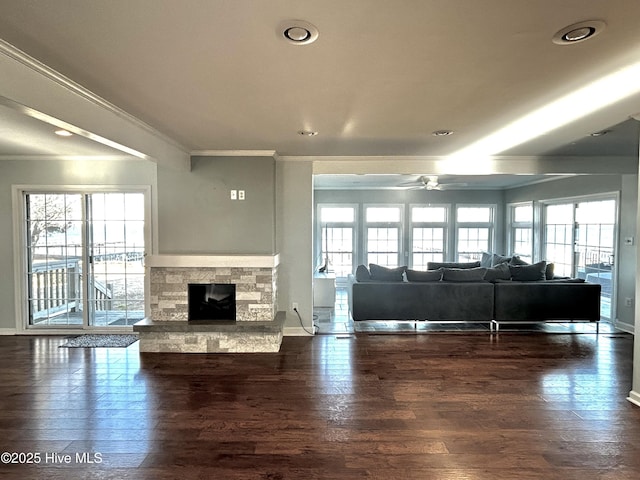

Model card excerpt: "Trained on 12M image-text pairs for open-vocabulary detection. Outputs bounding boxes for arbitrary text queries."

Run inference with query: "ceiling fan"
[400,175,468,191]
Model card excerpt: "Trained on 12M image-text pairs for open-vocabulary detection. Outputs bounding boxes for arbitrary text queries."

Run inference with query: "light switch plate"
[230,190,237,200]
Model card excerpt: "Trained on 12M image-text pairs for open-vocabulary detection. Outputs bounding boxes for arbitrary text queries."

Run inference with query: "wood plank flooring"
[0,332,639,479]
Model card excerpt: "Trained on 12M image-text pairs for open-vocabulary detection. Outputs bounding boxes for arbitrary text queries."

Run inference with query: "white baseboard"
[628,390,640,407]
[613,320,635,334]
[0,328,17,335]
[283,326,314,336]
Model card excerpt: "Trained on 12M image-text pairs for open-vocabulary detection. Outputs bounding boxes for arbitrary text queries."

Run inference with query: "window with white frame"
[544,203,574,277]
[456,205,495,262]
[318,205,356,277]
[509,202,533,263]
[410,205,449,269]
[365,205,402,267]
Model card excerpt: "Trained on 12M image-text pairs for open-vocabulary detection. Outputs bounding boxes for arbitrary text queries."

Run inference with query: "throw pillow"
[480,252,493,268]
[491,253,512,266]
[427,261,481,270]
[355,264,371,282]
[441,267,488,282]
[369,263,406,282]
[509,261,547,281]
[484,262,511,282]
[406,268,443,282]
[545,262,555,280]
[509,256,530,266]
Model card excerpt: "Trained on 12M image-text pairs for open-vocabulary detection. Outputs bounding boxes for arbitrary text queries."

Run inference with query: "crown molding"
[0,154,145,162]
[0,39,189,154]
[191,150,277,157]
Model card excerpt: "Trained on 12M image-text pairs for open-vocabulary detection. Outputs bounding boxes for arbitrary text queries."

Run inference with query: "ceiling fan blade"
[436,182,468,190]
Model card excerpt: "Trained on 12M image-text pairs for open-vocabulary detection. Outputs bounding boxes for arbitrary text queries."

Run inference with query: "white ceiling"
[0,102,129,157]
[1,1,640,172]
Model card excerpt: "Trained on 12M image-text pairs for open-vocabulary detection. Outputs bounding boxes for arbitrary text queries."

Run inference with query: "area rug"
[59,334,139,348]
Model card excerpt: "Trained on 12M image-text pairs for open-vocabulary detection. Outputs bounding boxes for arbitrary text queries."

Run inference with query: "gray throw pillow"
[442,267,487,282]
[509,261,547,281]
[355,264,371,282]
[480,252,493,268]
[491,254,512,266]
[484,262,511,282]
[428,261,481,270]
[369,263,405,282]
[406,268,443,282]
[545,262,555,280]
[509,256,530,266]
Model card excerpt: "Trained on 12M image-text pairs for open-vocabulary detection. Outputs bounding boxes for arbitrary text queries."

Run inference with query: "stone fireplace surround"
[133,254,284,353]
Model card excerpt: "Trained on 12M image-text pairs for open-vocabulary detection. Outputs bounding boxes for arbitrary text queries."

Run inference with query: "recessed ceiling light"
[298,130,318,136]
[54,129,73,137]
[552,20,606,45]
[432,129,454,136]
[589,130,610,137]
[280,20,319,45]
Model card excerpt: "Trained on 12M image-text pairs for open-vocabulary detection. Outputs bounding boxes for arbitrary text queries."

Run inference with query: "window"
[509,202,533,263]
[318,205,356,277]
[365,205,402,267]
[456,205,495,262]
[544,203,574,277]
[410,205,448,269]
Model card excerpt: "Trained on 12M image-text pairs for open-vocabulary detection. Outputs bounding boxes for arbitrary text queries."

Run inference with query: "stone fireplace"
[134,254,284,353]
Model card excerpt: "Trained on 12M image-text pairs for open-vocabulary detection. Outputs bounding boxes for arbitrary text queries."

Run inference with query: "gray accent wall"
[157,156,276,254]
[0,158,157,331]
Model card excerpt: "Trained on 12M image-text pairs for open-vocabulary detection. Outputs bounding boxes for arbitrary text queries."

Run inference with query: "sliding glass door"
[25,191,146,329]
[543,197,617,321]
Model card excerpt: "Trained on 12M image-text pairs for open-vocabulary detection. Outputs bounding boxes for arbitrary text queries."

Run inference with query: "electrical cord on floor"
[294,307,317,335]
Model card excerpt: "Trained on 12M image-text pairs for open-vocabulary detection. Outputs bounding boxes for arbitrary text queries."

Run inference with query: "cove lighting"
[445,60,640,169]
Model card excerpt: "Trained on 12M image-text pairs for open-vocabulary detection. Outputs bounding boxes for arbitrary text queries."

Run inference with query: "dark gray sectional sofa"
[348,260,601,331]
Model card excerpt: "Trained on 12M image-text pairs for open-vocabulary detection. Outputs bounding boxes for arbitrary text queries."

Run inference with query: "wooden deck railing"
[30,259,113,318]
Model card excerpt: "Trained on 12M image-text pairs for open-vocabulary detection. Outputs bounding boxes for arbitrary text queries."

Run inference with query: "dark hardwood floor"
[0,331,639,479]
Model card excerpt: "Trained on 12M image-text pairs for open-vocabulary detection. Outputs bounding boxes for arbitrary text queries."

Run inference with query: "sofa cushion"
[484,262,512,282]
[406,268,443,282]
[509,261,547,281]
[355,264,371,282]
[548,277,585,283]
[369,263,405,282]
[442,267,487,282]
[428,261,481,270]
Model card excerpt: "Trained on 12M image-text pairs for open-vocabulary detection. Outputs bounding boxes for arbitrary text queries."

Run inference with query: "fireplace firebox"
[188,283,236,321]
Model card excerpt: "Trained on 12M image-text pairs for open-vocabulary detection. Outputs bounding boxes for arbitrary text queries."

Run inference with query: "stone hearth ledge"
[133,311,285,353]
